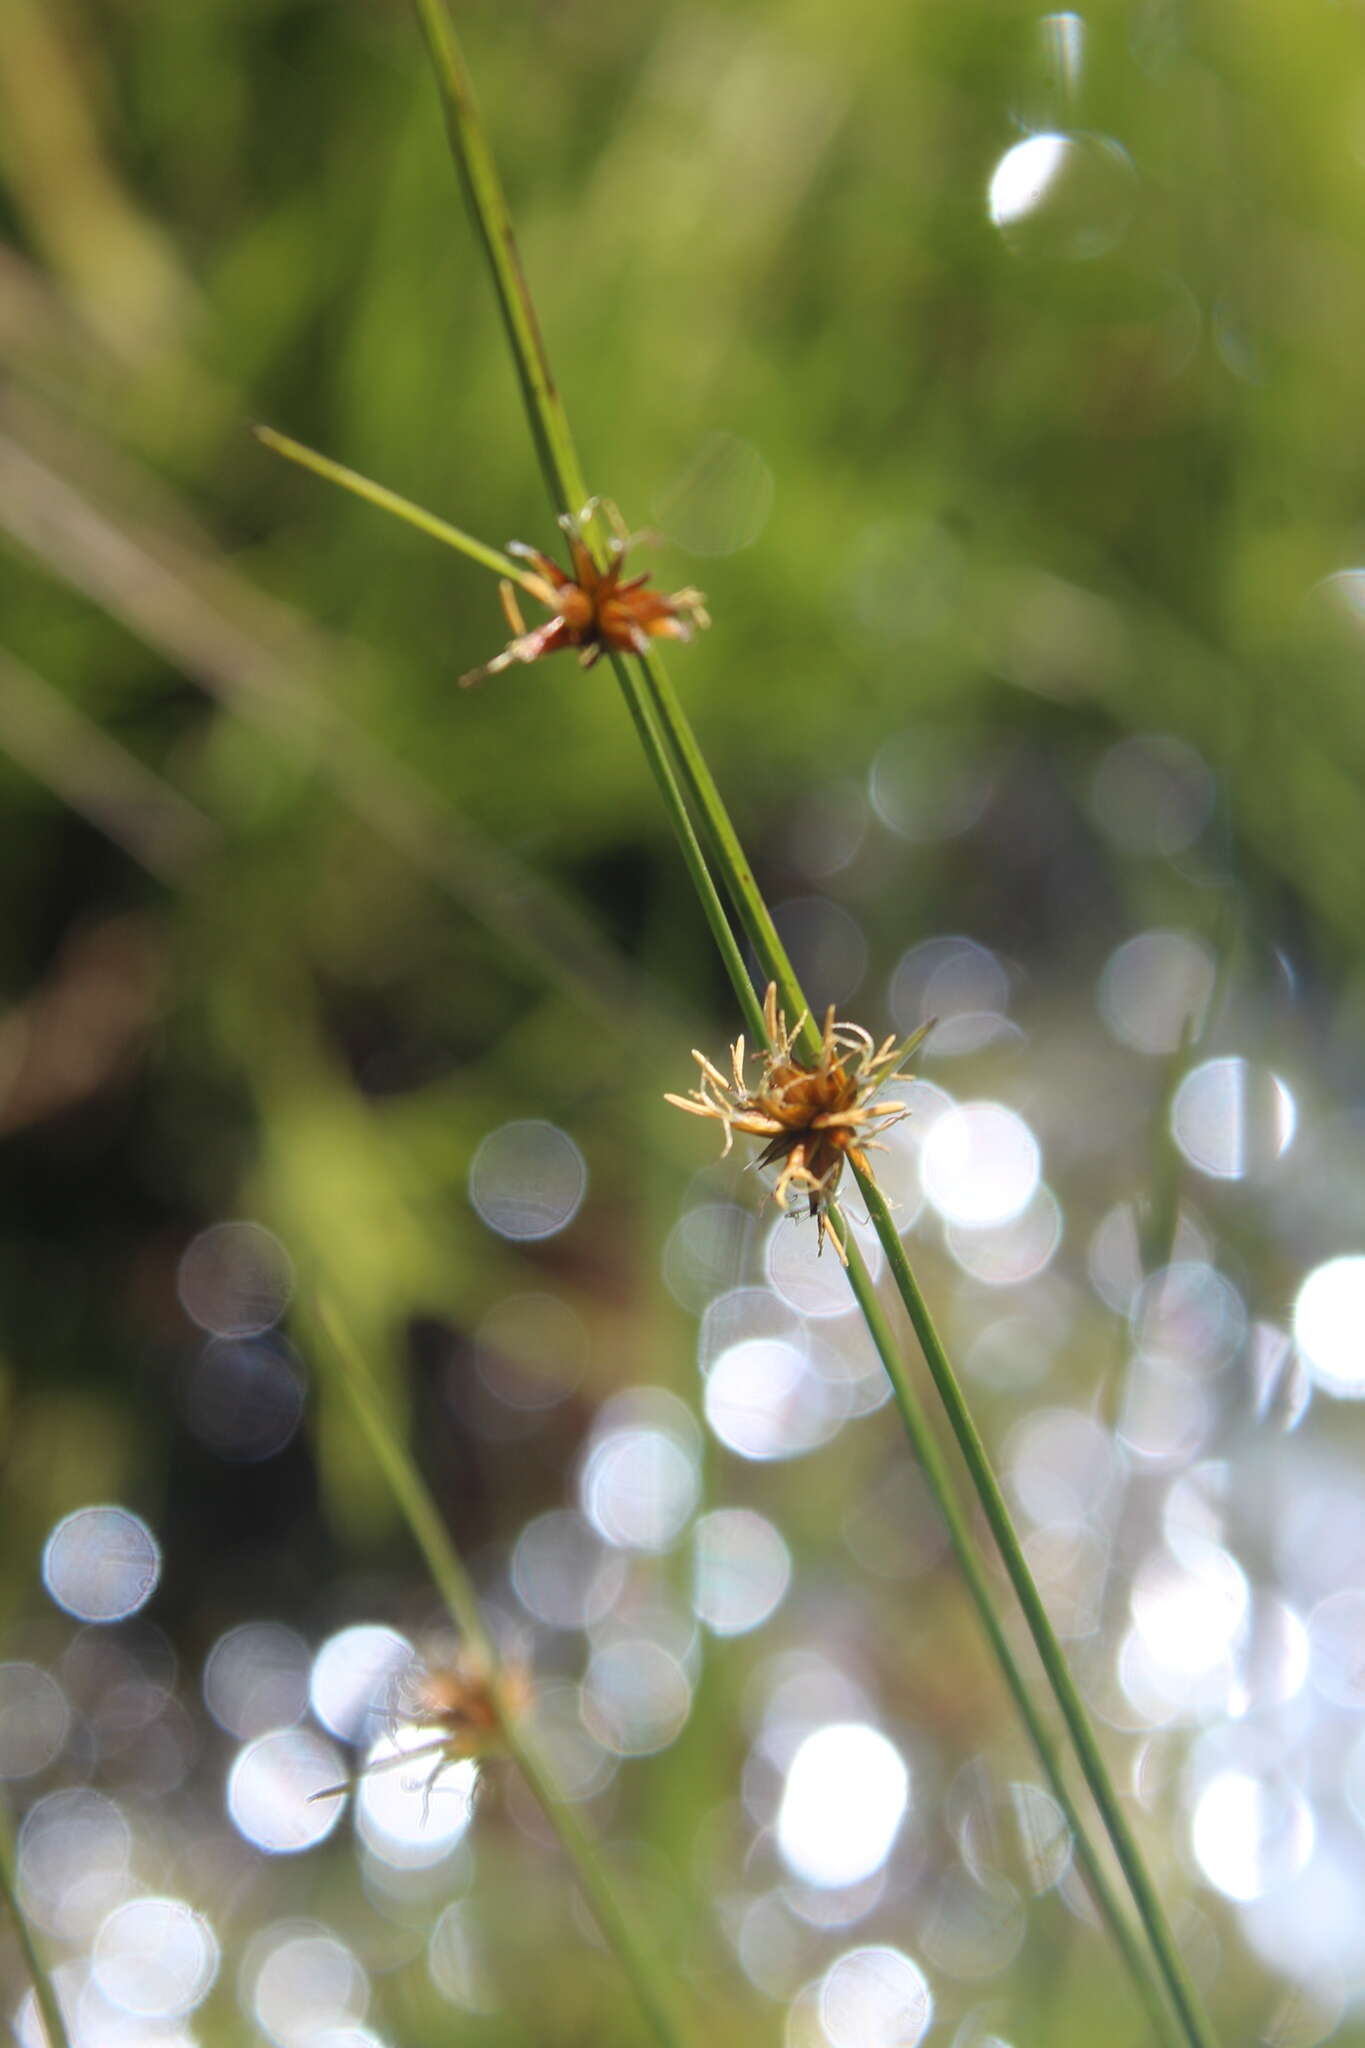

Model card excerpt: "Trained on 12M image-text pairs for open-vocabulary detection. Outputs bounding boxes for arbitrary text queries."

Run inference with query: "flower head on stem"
[310,1641,532,1809]
[460,501,709,687]
[666,984,932,1260]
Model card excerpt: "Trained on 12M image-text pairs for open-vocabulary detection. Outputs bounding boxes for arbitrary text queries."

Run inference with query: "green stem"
[632,632,1211,2048]
[831,1212,1185,2048]
[391,6,1217,2042]
[408,0,808,1050]
[636,645,817,1057]
[0,1792,71,2048]
[852,1173,1217,2048]
[312,1298,693,2048]
[625,605,1217,2048]
[253,441,762,1048]
[253,425,540,591]
[406,0,591,520]
[403,0,803,1045]
[606,650,766,1048]
[628,587,1216,2048]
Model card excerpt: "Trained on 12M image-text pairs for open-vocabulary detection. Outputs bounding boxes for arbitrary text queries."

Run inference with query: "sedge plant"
[261,6,1225,2046]
[308,1298,693,2048]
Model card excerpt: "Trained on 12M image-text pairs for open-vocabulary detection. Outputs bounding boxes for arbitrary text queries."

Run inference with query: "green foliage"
[4,2,1365,2045]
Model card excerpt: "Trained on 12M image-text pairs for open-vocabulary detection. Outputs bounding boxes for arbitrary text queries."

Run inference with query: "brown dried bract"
[310,1644,531,1806]
[460,503,708,687]
[397,1645,531,1754]
[666,985,932,1260]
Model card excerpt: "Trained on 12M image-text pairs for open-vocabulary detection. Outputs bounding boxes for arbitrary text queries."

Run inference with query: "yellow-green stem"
[850,1176,1215,2048]
[253,425,539,591]
[636,630,1218,2048]
[253,425,762,1045]
[368,5,1219,2042]
[313,1298,693,2048]
[831,1210,1186,2048]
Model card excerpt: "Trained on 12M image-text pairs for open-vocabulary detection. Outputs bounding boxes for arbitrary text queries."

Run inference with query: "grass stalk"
[253,424,764,1048]
[261,403,1178,2048]
[0,1792,71,2048]
[405,0,592,520]
[605,648,768,1048]
[312,1297,694,2048]
[635,643,1216,2048]
[638,649,1218,2048]
[313,6,1221,2042]
[830,1211,1186,2048]
[849,1176,1216,2048]
[634,645,817,1054]
[252,425,539,590]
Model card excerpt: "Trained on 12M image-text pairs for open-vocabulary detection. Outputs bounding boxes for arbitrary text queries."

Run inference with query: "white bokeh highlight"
[226,1728,347,1854]
[42,1506,160,1624]
[1171,1057,1296,1180]
[1294,1257,1365,1398]
[920,1103,1041,1229]
[777,1724,909,1889]
[92,1896,219,2020]
[691,1509,792,1635]
[819,1944,932,2048]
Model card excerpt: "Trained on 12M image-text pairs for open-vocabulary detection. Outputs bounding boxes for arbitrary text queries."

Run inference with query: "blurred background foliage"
[4,0,1365,2043]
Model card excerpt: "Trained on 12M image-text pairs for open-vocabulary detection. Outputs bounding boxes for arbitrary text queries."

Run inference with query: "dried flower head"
[310,1643,531,1808]
[460,502,708,687]
[666,985,932,1260]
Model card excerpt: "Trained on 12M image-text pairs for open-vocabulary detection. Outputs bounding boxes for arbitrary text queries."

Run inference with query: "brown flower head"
[460,503,708,687]
[666,985,932,1260]
[310,1642,531,1808]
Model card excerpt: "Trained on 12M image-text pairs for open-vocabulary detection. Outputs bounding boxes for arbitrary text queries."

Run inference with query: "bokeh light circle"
[705,1338,844,1461]
[244,1924,369,2045]
[692,1508,792,1635]
[1190,1771,1314,1903]
[468,1120,587,1241]
[920,1103,1041,1229]
[203,1621,311,1740]
[355,1727,477,1866]
[777,1723,909,1888]
[309,1625,413,1743]
[766,1212,881,1317]
[819,1944,932,2048]
[583,1639,693,1756]
[946,1186,1062,1287]
[919,1866,1025,1980]
[512,1510,627,1629]
[871,737,994,848]
[177,1220,294,1338]
[1170,1058,1296,1180]
[889,937,1010,1057]
[17,1788,132,1941]
[92,1895,220,2019]
[1099,931,1215,1055]
[182,1336,306,1461]
[1294,1257,1365,1398]
[226,1729,347,1854]
[988,131,1136,259]
[1089,733,1214,857]
[580,1424,700,1553]
[42,1506,161,1623]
